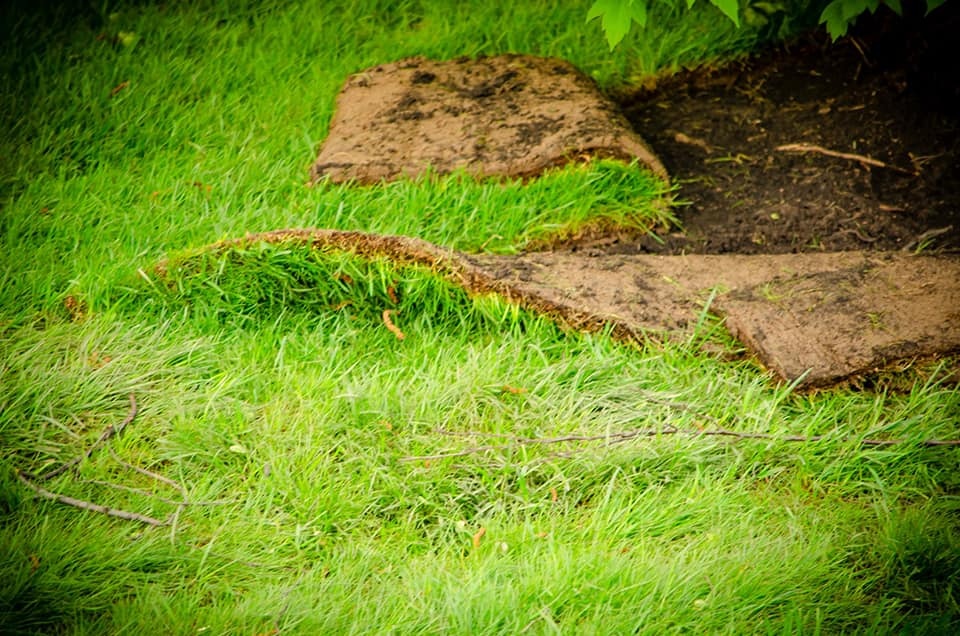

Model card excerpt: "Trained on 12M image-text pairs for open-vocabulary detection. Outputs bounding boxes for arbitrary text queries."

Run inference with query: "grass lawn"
[2,0,959,633]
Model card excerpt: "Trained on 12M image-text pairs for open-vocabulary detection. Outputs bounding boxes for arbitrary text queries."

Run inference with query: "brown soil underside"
[169,230,960,389]
[311,54,666,184]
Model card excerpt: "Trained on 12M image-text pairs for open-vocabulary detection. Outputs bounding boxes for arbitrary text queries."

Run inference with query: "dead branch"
[18,393,227,534]
[16,470,167,527]
[776,143,917,175]
[108,447,184,494]
[81,479,231,507]
[82,479,183,505]
[33,393,138,481]
[400,428,672,461]
[110,448,189,542]
[400,425,960,462]
[419,388,960,461]
[637,390,717,420]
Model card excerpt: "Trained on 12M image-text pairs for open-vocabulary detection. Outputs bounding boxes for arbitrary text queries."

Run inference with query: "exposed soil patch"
[614,6,960,255]
[311,54,667,184]
[286,14,960,388]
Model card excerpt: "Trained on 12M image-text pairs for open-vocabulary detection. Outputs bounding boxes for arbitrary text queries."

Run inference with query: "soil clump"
[164,230,960,389]
[310,54,666,184]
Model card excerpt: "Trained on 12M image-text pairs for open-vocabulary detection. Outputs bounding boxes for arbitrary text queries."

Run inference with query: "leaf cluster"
[587,0,740,49]
[588,0,951,48]
[819,0,947,39]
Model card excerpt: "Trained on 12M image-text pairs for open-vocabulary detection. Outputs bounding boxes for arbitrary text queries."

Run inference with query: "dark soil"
[613,4,960,255]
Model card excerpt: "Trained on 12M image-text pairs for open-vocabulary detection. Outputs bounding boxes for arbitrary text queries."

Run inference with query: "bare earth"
[295,11,960,388]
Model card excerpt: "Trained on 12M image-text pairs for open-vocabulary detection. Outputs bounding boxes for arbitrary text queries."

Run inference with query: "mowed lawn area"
[2,1,958,633]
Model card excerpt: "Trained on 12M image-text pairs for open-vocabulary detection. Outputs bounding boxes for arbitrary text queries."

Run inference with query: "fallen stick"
[400,426,960,462]
[82,478,231,507]
[776,143,916,175]
[32,393,138,481]
[108,447,184,495]
[16,470,167,527]
[400,429,659,462]
[108,447,190,542]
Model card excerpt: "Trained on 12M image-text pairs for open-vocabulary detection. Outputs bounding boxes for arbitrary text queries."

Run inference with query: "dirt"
[163,230,960,389]
[613,6,960,256]
[310,54,667,184]
[291,10,960,388]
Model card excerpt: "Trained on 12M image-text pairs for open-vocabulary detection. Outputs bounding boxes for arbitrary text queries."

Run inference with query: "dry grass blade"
[382,309,406,340]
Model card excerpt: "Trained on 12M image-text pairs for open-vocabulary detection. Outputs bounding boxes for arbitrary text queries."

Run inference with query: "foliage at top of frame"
[587,0,951,48]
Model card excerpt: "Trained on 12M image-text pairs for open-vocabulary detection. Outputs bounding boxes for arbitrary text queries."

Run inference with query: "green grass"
[2,0,959,633]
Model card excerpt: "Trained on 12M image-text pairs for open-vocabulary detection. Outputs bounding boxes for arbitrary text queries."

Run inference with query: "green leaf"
[819,0,853,40]
[631,0,648,28]
[587,0,630,49]
[843,0,871,21]
[926,0,948,13]
[586,0,648,50]
[820,0,902,38]
[586,0,611,22]
[709,0,741,25]
[117,31,140,47]
[751,2,787,14]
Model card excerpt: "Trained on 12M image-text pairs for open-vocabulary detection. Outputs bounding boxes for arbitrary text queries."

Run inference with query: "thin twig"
[18,394,223,533]
[776,143,917,175]
[81,479,183,505]
[81,479,231,507]
[436,428,516,440]
[637,390,719,422]
[400,426,960,462]
[16,470,167,527]
[400,428,672,462]
[33,393,138,481]
[274,569,314,632]
[617,428,960,447]
[108,447,184,493]
[186,543,274,569]
[108,448,194,543]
